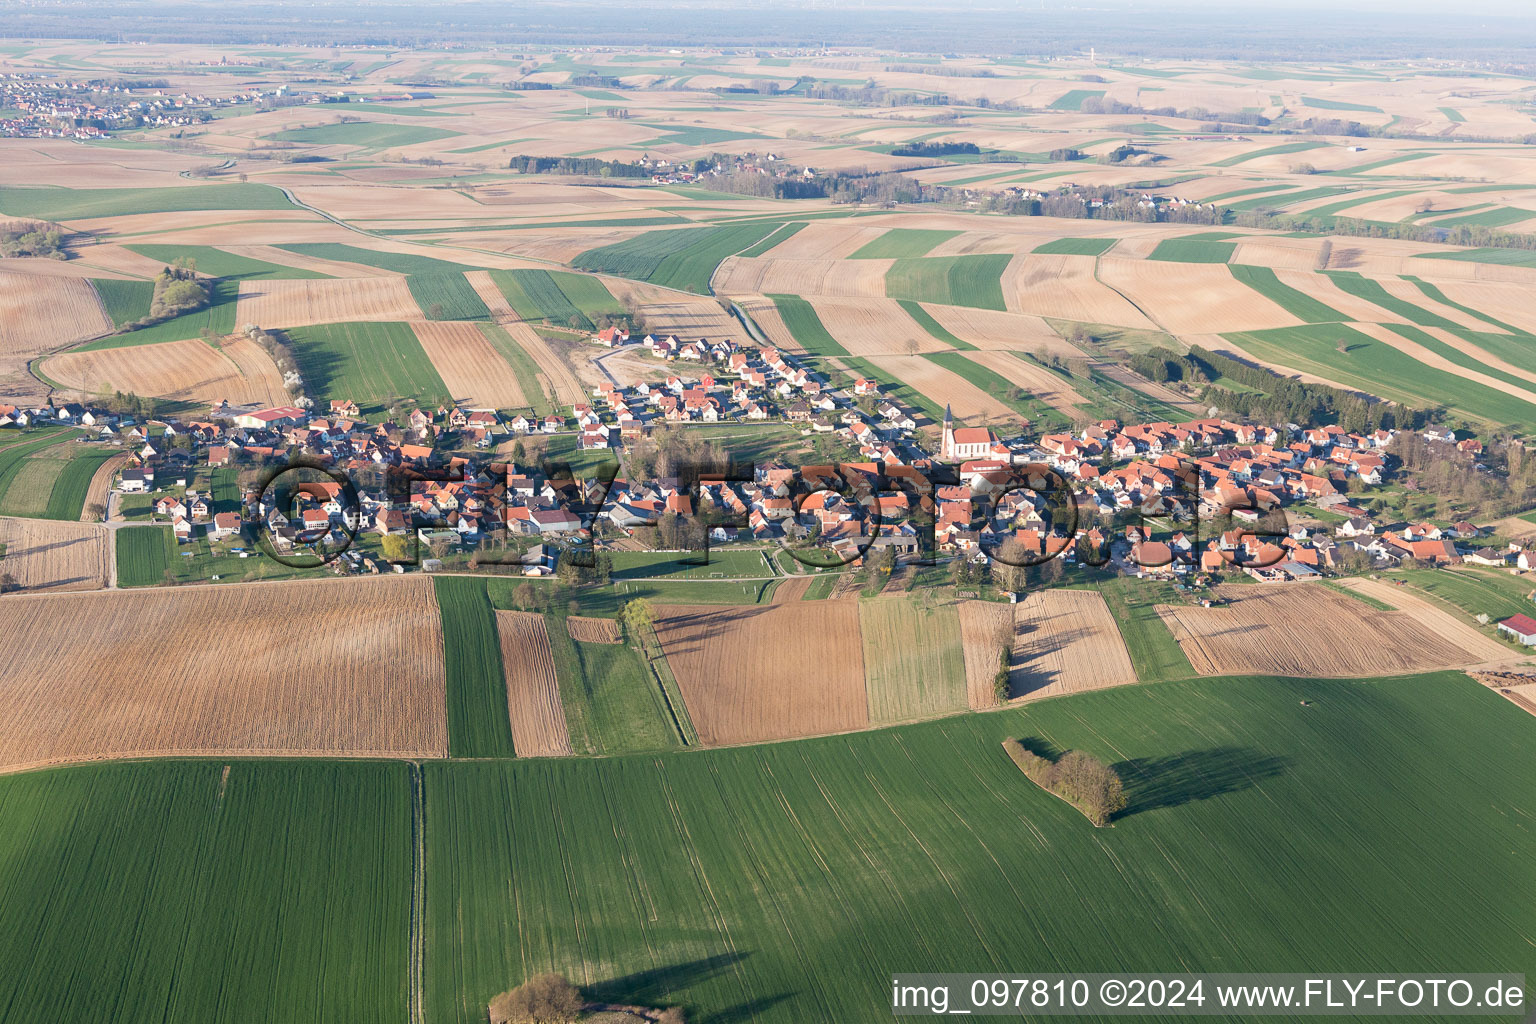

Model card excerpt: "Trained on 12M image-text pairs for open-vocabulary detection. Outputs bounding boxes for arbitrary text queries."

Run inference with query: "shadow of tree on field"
[698,992,796,1023]
[1112,747,1291,819]
[585,952,753,1008]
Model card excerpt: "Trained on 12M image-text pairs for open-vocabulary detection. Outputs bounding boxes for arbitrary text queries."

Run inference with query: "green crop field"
[90,279,155,325]
[0,183,296,220]
[1222,323,1536,429]
[1032,237,1117,255]
[1210,140,1329,167]
[1387,567,1536,624]
[848,228,962,259]
[285,321,450,415]
[37,446,117,520]
[1414,247,1536,268]
[0,760,408,1024]
[125,244,329,280]
[421,671,1536,1023]
[1427,206,1535,229]
[435,576,517,759]
[765,294,850,357]
[609,548,774,580]
[884,254,1010,310]
[1048,88,1105,110]
[520,602,680,755]
[115,524,175,587]
[267,120,461,148]
[1147,238,1236,263]
[477,323,552,414]
[860,596,966,722]
[923,350,1070,427]
[485,269,619,330]
[75,279,239,350]
[1324,271,1458,328]
[571,221,786,293]
[895,299,974,349]
[735,220,805,257]
[406,271,490,321]
[0,432,100,520]
[1302,95,1384,112]
[1228,264,1347,322]
[278,242,485,275]
[1439,106,1467,122]
[1094,577,1192,684]
[1222,185,1352,212]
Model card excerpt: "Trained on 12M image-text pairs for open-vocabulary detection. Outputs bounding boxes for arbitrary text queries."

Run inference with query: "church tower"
[941,403,954,460]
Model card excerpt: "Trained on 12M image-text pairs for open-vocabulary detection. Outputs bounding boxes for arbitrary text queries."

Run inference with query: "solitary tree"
[621,596,656,645]
[0,572,17,594]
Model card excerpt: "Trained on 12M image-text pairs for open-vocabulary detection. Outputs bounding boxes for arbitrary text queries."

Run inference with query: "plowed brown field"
[0,516,110,591]
[45,335,285,407]
[0,576,448,773]
[653,602,868,745]
[1156,582,1502,677]
[410,321,527,409]
[1012,588,1137,700]
[566,615,622,643]
[496,610,573,757]
[234,276,423,328]
[957,600,1014,709]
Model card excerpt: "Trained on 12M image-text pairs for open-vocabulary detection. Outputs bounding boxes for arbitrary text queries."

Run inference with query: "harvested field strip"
[1005,254,1155,328]
[496,321,585,406]
[410,321,527,410]
[124,244,329,280]
[287,321,451,416]
[1011,588,1138,700]
[1332,577,1513,664]
[653,602,868,745]
[884,254,1010,310]
[1228,264,1348,323]
[233,277,423,329]
[897,300,974,349]
[477,323,552,414]
[1401,278,1522,334]
[0,272,112,353]
[865,352,1015,423]
[859,597,966,723]
[0,576,448,771]
[849,228,962,260]
[1147,239,1236,263]
[714,256,892,297]
[45,335,281,409]
[957,600,1014,709]
[79,451,128,521]
[435,576,517,759]
[0,760,409,1024]
[1156,583,1500,678]
[495,611,572,757]
[805,296,946,356]
[571,221,787,293]
[1212,140,1329,166]
[768,575,813,603]
[1098,259,1301,334]
[421,670,1536,1024]
[566,615,622,643]
[501,597,680,756]
[953,349,1083,415]
[0,516,109,591]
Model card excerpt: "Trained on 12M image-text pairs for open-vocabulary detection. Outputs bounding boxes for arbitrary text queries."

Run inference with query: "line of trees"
[1190,344,1426,433]
[507,155,651,178]
[1003,739,1127,826]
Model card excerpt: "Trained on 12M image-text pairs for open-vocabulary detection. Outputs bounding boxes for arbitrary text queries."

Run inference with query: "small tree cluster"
[1002,740,1127,826]
[488,973,583,1024]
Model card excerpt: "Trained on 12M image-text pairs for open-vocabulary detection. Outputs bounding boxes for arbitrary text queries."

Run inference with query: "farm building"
[1496,613,1536,646]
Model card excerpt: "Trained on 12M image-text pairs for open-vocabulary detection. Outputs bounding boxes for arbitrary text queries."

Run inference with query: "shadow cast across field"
[1112,747,1291,819]
[585,953,784,1018]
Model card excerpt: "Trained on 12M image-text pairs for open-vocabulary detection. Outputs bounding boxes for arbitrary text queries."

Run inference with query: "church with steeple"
[939,404,1000,461]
